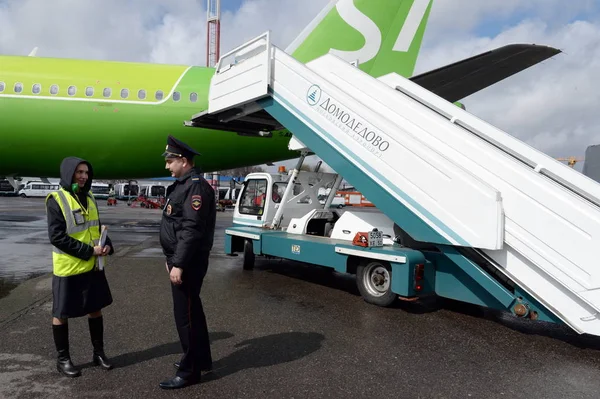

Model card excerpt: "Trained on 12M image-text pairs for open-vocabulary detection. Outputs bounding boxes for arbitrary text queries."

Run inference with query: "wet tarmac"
[1,197,600,398]
[0,197,164,297]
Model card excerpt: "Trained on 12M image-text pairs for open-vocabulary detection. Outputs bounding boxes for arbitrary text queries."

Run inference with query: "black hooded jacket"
[46,157,114,261]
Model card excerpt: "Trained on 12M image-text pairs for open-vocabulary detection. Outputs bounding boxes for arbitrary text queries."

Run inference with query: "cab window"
[239,179,268,215]
[273,182,306,203]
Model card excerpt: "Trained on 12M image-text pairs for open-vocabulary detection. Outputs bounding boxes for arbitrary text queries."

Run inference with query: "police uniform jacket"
[160,167,216,269]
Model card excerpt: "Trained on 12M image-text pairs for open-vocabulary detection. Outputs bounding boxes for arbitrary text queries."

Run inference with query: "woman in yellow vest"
[46,157,115,377]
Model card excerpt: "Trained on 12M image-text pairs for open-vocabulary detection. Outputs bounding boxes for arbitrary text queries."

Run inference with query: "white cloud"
[416,16,600,163]
[0,0,326,65]
[424,0,597,41]
[220,0,326,54]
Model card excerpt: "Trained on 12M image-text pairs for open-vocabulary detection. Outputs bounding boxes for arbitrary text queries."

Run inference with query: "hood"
[59,156,94,194]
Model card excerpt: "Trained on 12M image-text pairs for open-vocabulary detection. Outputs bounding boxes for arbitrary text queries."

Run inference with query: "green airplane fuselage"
[1,0,436,179]
[0,55,297,179]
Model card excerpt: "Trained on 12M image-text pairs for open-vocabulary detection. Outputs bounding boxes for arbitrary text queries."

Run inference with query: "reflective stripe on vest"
[46,188,101,277]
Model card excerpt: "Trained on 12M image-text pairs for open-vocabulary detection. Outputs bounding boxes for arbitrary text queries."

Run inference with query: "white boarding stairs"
[203,32,600,337]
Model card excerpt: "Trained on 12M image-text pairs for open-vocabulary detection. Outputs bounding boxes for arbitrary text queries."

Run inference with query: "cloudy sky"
[1,0,599,172]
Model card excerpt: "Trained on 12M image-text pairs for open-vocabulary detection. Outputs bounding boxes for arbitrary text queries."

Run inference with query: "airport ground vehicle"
[18,181,60,197]
[186,33,600,337]
[339,191,372,207]
[218,186,241,209]
[90,183,110,200]
[0,179,22,196]
[18,181,111,199]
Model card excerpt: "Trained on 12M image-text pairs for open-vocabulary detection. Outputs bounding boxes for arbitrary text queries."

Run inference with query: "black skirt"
[52,269,113,319]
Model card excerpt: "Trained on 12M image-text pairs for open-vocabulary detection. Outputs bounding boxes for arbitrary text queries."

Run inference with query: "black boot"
[52,324,81,378]
[88,316,113,370]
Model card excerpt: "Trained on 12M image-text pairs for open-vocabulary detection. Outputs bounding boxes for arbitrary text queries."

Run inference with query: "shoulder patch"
[191,195,202,211]
[191,175,201,182]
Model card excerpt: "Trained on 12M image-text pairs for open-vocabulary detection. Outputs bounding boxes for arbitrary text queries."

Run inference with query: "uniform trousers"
[171,251,212,380]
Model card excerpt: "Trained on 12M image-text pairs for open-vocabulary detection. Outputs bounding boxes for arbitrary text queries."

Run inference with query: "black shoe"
[159,376,199,390]
[57,357,81,378]
[174,361,212,372]
[93,352,113,370]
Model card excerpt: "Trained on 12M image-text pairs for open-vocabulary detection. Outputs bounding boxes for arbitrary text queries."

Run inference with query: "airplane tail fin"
[286,0,433,78]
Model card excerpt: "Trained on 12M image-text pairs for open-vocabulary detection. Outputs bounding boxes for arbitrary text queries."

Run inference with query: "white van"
[140,184,166,199]
[18,181,60,197]
[114,183,139,200]
[91,183,110,199]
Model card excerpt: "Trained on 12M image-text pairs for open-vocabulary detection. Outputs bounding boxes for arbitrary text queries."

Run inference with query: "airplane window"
[32,84,41,94]
[50,85,59,95]
[103,88,111,98]
[155,90,164,100]
[85,87,94,97]
[14,83,23,93]
[173,91,181,102]
[0,82,5,92]
[138,89,146,100]
[121,88,129,99]
[190,92,198,102]
[68,86,76,96]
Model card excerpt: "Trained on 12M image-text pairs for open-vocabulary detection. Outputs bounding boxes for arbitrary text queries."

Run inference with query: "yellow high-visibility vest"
[46,188,101,277]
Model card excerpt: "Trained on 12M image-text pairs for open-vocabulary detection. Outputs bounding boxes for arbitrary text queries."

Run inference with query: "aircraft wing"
[409,44,562,103]
[187,44,561,136]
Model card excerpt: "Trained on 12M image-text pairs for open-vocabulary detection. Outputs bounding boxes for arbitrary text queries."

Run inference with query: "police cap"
[162,135,201,160]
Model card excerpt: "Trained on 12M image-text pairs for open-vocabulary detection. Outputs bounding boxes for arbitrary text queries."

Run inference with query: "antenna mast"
[206,0,221,67]
[206,0,222,207]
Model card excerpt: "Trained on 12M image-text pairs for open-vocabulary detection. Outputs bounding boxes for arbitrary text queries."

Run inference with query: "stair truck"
[185,32,600,338]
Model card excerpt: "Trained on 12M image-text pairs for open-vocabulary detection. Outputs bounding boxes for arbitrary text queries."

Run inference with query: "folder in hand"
[98,225,108,271]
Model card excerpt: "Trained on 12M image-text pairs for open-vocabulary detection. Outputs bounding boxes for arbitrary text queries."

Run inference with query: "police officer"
[158,135,216,390]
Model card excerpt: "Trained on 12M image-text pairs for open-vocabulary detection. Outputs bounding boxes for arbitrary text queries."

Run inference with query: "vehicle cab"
[233,170,308,228]
[233,168,397,245]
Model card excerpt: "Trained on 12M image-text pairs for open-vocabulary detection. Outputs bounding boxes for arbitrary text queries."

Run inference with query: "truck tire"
[356,261,396,307]
[243,239,255,271]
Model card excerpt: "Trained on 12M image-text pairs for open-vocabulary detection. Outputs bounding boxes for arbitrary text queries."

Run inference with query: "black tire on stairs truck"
[356,260,397,307]
[243,239,255,270]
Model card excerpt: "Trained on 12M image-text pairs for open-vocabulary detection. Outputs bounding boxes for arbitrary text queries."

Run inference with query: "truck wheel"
[243,239,255,271]
[356,261,396,307]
